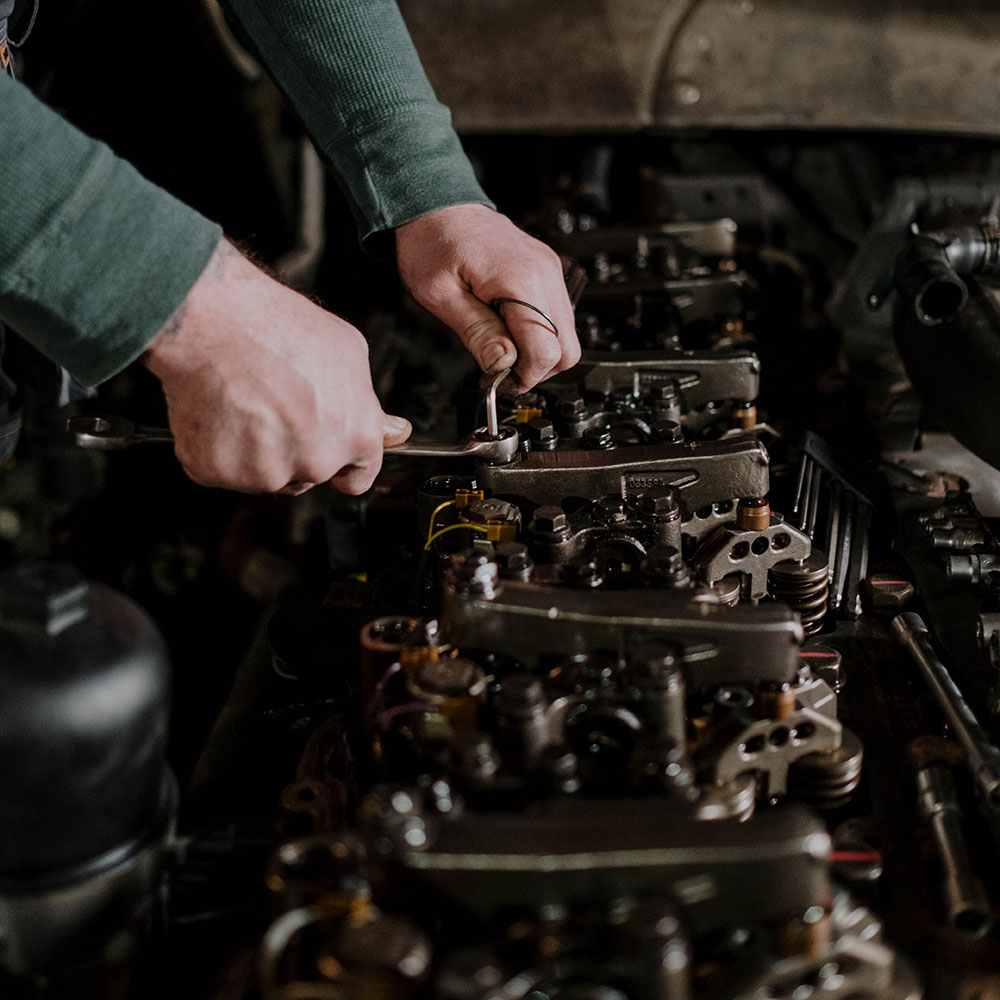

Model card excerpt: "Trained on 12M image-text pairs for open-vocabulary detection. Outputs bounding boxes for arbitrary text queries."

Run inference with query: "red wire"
[830,850,883,864]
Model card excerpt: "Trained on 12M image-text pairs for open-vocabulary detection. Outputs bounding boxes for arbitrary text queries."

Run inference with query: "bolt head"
[557,396,586,417]
[582,425,614,450]
[524,417,556,440]
[638,489,680,518]
[495,541,533,579]
[530,505,569,535]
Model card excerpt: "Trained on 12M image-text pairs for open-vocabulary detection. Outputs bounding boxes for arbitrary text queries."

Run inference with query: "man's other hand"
[395,204,581,392]
[142,239,410,494]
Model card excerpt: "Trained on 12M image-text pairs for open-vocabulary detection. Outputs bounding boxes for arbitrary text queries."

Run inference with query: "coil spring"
[788,728,864,807]
[768,550,830,636]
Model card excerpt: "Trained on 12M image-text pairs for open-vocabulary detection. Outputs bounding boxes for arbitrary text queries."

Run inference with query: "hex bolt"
[609,385,641,410]
[629,647,686,746]
[536,744,582,794]
[642,544,690,588]
[449,553,499,598]
[651,381,683,422]
[582,425,615,450]
[557,396,586,418]
[560,554,604,588]
[522,417,559,452]
[495,673,549,768]
[494,541,534,581]
[528,505,571,542]
[595,494,629,526]
[638,489,683,550]
[495,673,545,716]
[638,490,681,522]
[651,419,683,443]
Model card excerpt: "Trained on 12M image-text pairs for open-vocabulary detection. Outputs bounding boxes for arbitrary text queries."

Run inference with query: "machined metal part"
[484,367,510,438]
[770,551,831,636]
[386,426,519,464]
[695,705,842,800]
[403,0,1000,137]
[568,348,760,410]
[441,575,804,686]
[729,935,909,1000]
[577,271,747,332]
[792,439,872,617]
[788,729,866,808]
[477,435,769,513]
[378,796,831,937]
[893,613,1000,827]
[914,761,992,937]
[690,512,812,602]
[550,219,739,262]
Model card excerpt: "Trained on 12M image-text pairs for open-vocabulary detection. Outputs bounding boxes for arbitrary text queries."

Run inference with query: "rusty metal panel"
[398,0,1000,136]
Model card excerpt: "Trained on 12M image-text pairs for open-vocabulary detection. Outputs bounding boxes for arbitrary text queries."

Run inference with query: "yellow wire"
[425,499,456,547]
[424,523,490,551]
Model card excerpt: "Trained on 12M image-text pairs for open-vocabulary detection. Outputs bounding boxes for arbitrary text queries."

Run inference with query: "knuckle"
[560,337,582,370]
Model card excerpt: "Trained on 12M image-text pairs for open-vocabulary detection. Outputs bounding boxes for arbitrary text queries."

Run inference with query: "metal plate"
[400,0,1000,137]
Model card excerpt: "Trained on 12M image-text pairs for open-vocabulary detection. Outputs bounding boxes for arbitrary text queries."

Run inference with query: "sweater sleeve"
[0,72,223,385]
[221,0,493,251]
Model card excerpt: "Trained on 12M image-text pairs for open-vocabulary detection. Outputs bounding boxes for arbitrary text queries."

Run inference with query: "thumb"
[432,288,518,375]
[382,412,412,448]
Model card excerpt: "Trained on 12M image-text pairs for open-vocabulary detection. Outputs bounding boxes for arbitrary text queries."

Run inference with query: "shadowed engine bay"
[6,3,1000,999]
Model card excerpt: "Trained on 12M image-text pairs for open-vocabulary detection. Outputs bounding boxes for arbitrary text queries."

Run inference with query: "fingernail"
[482,343,514,372]
[383,413,411,436]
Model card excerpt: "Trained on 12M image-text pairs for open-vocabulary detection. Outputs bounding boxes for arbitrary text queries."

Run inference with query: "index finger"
[494,285,580,391]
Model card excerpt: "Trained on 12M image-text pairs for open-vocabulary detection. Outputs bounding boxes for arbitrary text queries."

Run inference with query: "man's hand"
[142,239,410,494]
[395,204,581,392]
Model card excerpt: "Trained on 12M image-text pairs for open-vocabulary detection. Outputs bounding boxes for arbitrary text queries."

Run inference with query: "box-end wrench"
[66,369,519,464]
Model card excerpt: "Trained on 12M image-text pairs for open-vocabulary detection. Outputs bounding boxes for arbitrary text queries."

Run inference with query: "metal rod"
[824,480,842,609]
[485,368,511,438]
[805,464,822,539]
[915,763,992,937]
[792,454,809,517]
[843,500,871,618]
[831,490,854,612]
[893,613,1000,820]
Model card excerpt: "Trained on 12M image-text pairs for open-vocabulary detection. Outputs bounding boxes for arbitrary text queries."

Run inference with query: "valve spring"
[788,729,864,808]
[768,550,830,636]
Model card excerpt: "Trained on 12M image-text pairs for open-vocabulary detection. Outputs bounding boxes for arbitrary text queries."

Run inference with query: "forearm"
[221,0,492,250]
[0,72,222,385]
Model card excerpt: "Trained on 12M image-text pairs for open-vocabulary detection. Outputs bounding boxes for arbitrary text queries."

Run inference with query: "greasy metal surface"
[697,707,841,797]
[395,798,829,933]
[572,348,761,407]
[550,220,738,260]
[478,435,769,510]
[690,517,812,600]
[441,577,804,684]
[400,0,1000,136]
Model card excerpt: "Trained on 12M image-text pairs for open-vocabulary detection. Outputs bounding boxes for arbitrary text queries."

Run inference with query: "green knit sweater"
[0,0,491,385]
